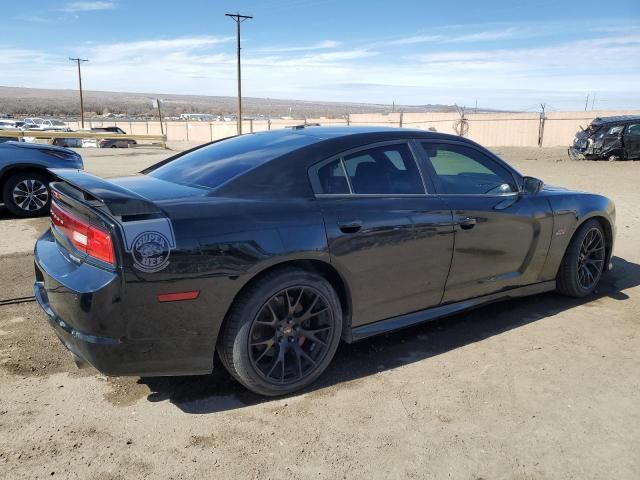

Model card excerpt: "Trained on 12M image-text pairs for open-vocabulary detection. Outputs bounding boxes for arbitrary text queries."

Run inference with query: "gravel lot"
[0,145,638,479]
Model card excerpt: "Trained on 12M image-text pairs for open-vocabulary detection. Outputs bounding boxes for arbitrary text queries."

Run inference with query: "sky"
[1,0,639,111]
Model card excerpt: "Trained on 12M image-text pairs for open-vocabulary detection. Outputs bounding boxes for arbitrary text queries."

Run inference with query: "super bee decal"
[119,218,176,273]
[131,231,171,272]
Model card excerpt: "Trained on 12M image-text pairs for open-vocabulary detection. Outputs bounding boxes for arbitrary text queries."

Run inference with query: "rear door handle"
[458,217,477,230]
[338,220,363,234]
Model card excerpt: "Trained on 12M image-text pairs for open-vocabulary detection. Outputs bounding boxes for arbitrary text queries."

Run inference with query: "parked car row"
[0,119,137,149]
[0,117,71,132]
[51,126,137,149]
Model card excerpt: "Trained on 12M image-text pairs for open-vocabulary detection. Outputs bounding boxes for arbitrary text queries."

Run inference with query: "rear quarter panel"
[117,196,328,372]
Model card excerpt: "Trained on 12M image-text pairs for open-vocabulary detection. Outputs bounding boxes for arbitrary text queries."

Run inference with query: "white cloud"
[449,28,518,42]
[387,27,519,45]
[255,40,342,53]
[0,28,638,110]
[62,1,115,13]
[388,35,442,46]
[84,36,234,62]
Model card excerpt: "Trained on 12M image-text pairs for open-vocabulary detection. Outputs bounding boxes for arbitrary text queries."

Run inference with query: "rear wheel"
[556,219,606,297]
[2,172,50,217]
[218,268,342,396]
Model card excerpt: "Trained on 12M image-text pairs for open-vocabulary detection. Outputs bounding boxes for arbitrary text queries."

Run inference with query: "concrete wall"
[68,110,640,148]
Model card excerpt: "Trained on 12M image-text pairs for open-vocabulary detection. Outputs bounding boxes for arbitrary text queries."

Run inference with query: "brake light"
[50,201,115,265]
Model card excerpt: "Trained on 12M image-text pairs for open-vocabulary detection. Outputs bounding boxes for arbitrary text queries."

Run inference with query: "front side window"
[342,144,424,194]
[627,124,640,136]
[607,125,624,135]
[421,143,516,195]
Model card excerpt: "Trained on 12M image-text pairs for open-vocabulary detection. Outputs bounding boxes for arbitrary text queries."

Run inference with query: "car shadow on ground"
[140,255,640,414]
[0,205,18,219]
[0,204,47,220]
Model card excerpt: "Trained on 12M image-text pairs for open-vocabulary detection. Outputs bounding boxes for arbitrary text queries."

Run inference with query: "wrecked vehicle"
[570,115,640,161]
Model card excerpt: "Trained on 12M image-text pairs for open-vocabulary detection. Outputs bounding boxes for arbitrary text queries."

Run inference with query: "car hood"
[0,141,76,155]
[542,184,570,192]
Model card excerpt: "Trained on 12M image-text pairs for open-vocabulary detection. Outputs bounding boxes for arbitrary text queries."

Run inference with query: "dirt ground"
[0,145,638,480]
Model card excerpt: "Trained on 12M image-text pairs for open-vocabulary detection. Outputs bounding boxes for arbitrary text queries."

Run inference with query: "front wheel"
[218,268,342,396]
[556,219,606,297]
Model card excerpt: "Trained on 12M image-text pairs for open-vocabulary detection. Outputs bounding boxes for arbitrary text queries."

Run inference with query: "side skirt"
[349,280,556,342]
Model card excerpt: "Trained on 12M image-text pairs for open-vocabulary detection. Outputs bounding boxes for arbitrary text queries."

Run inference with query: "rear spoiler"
[49,169,161,217]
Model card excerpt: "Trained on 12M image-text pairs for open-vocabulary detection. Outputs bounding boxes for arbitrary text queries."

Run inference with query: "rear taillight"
[50,201,115,265]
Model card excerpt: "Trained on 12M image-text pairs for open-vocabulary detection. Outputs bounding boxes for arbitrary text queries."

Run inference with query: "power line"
[225,12,253,135]
[69,57,88,128]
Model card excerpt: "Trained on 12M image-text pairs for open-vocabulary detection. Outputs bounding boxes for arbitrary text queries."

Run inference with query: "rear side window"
[317,159,350,194]
[343,144,424,194]
[149,132,317,189]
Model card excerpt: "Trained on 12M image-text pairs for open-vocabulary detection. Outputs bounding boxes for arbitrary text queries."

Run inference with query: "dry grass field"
[0,145,638,479]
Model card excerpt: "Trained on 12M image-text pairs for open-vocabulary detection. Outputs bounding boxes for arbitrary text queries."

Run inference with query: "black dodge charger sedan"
[34,126,615,396]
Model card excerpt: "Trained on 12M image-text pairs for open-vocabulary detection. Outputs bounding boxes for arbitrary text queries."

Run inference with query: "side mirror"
[522,176,544,194]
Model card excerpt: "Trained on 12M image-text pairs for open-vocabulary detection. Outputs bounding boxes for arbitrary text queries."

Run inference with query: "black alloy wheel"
[576,227,605,291]
[248,286,334,384]
[218,268,342,396]
[556,219,607,297]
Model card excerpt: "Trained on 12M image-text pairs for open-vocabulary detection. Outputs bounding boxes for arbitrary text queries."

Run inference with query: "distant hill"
[0,86,462,119]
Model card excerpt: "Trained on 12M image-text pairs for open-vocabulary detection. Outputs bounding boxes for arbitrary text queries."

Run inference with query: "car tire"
[556,219,606,297]
[2,172,51,218]
[218,267,342,396]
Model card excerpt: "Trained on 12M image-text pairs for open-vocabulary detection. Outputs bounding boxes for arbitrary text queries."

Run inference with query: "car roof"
[249,125,460,144]
[591,115,640,126]
[285,125,425,139]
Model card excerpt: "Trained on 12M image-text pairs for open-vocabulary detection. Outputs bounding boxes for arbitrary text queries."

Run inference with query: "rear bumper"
[34,230,214,376]
[33,280,121,371]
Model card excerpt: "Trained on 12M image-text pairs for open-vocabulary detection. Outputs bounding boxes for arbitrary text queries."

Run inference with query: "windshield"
[51,120,66,126]
[149,132,317,189]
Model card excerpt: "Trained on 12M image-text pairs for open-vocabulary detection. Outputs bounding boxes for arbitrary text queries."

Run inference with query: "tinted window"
[342,144,424,194]
[149,132,317,189]
[421,143,516,195]
[607,125,624,135]
[317,159,349,194]
[627,124,640,135]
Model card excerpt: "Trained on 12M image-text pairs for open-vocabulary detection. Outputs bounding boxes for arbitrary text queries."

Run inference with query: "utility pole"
[69,57,88,128]
[538,103,546,147]
[591,93,596,111]
[225,12,253,135]
[153,99,166,149]
[584,94,589,112]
